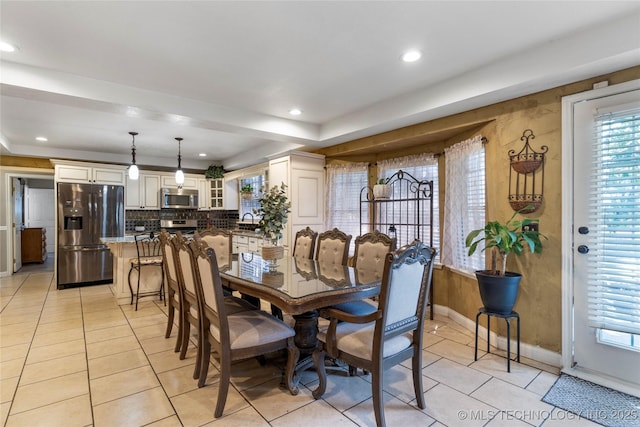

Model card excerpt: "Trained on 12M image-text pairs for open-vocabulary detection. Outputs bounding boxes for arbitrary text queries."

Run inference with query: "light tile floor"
[1,262,599,427]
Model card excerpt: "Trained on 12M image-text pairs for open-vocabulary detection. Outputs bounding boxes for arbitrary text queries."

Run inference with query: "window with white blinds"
[239,174,267,221]
[587,107,640,336]
[378,154,440,252]
[442,136,486,272]
[325,163,369,254]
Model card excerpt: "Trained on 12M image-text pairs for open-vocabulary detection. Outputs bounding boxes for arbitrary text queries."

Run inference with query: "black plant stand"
[474,307,520,372]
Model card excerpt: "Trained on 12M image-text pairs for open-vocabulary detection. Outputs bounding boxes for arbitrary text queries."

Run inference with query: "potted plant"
[373,178,391,199]
[240,183,254,200]
[134,220,145,232]
[204,165,225,180]
[253,183,291,269]
[465,207,545,314]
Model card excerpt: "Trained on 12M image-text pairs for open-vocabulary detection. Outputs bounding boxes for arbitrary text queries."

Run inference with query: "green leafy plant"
[254,183,291,246]
[465,207,545,276]
[377,178,387,184]
[240,184,254,194]
[204,165,225,179]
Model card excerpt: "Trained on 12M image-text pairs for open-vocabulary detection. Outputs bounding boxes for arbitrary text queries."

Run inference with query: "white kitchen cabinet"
[126,173,161,210]
[224,177,239,210]
[208,178,225,210]
[268,151,325,251]
[232,235,249,254]
[198,179,210,210]
[197,178,224,210]
[232,234,265,254]
[161,175,198,189]
[54,162,126,185]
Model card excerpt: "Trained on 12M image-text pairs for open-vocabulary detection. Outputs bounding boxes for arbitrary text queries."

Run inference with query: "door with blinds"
[572,84,640,390]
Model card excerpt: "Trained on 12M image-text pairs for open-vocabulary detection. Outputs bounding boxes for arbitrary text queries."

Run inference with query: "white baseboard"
[433,304,562,368]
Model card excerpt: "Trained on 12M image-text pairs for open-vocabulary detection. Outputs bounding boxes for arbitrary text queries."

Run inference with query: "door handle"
[577,245,589,254]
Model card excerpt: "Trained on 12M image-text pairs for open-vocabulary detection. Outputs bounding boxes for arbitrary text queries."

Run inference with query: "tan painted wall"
[317,66,640,354]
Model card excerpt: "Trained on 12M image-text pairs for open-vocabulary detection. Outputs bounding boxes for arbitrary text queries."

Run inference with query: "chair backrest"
[377,240,436,336]
[317,262,350,288]
[188,238,228,345]
[292,227,317,259]
[353,230,396,284]
[294,256,317,280]
[172,232,198,297]
[158,230,179,292]
[135,232,162,258]
[196,228,232,268]
[315,228,352,265]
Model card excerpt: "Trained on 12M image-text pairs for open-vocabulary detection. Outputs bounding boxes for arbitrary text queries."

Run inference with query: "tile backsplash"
[125,209,239,233]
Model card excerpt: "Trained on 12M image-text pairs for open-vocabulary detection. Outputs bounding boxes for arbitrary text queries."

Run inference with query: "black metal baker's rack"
[359,169,435,318]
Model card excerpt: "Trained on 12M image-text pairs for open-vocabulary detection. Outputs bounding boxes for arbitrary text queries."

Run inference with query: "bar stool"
[128,232,165,310]
[474,307,520,372]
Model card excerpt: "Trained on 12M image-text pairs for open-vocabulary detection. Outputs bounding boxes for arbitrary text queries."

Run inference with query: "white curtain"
[442,135,486,272]
[325,162,369,253]
[377,153,437,175]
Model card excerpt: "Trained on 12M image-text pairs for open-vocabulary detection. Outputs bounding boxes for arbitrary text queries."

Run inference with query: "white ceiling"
[1,1,639,172]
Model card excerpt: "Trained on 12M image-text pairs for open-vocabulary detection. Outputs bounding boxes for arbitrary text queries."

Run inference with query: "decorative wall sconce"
[508,129,547,213]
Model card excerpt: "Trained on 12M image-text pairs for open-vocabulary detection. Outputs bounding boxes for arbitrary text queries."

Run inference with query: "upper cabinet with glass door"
[209,178,224,209]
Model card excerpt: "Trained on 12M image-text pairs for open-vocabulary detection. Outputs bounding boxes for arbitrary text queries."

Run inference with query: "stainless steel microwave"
[161,188,198,209]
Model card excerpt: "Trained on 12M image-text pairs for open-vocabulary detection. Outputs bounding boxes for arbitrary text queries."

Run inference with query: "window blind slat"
[586,110,640,336]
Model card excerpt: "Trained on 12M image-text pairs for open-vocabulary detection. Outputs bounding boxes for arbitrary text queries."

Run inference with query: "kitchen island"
[101,235,164,305]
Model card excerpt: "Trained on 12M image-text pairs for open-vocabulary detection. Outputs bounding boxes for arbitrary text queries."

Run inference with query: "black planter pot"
[475,270,522,314]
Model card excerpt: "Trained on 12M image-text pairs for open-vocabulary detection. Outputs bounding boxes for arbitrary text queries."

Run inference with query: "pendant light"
[128,131,139,180]
[175,137,184,185]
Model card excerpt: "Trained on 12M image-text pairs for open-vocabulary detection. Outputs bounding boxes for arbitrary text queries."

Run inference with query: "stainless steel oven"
[161,188,198,209]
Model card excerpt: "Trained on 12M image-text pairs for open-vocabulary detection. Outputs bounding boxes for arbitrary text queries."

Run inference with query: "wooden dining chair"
[174,232,257,381]
[187,238,300,417]
[172,232,203,374]
[158,230,183,353]
[128,231,164,310]
[196,227,232,268]
[315,228,351,265]
[292,226,317,259]
[331,230,397,317]
[312,240,437,427]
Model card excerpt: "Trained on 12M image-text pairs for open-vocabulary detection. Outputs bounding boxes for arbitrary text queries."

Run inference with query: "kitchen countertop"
[101,236,136,244]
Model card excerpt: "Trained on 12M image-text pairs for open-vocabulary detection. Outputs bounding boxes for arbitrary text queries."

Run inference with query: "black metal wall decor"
[508,129,547,213]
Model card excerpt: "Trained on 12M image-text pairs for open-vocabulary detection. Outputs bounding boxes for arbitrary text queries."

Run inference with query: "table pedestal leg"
[291,310,319,374]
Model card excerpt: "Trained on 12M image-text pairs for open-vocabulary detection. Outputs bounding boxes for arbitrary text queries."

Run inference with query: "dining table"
[219,253,381,371]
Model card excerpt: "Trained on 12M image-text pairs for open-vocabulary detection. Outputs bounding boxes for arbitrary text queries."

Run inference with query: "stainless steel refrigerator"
[57,183,124,288]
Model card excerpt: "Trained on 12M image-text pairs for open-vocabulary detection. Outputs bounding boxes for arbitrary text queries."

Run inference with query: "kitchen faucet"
[241,212,254,224]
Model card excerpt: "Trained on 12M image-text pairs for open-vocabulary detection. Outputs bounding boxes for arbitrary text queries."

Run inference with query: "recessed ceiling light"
[0,41,16,52]
[35,136,48,142]
[289,108,302,116]
[401,50,422,63]
[198,153,206,157]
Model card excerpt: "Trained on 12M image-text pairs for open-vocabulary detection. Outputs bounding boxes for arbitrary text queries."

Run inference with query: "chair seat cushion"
[211,310,294,350]
[331,299,377,316]
[317,322,412,361]
[131,256,163,266]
